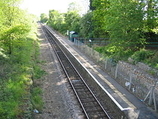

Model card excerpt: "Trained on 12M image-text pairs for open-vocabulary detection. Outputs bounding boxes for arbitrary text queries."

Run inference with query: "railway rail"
[42,25,112,119]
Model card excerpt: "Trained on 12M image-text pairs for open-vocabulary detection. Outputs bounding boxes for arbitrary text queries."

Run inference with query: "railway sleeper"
[77,90,92,94]
[75,88,89,91]
[73,81,84,85]
[73,85,87,89]
[88,113,106,118]
[86,107,103,113]
[80,96,95,99]
[82,101,98,106]
[80,98,96,103]
[89,112,108,119]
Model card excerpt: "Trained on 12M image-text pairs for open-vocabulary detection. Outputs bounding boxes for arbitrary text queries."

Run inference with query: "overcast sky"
[20,0,89,16]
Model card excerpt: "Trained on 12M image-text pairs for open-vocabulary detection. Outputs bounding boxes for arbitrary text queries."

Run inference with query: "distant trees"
[79,12,94,38]
[40,13,48,23]
[46,0,157,60]
[64,11,81,33]
[91,0,158,59]
[47,10,65,32]
[47,2,81,34]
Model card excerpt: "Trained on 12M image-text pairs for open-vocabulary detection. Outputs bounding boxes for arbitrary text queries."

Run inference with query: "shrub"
[131,49,154,62]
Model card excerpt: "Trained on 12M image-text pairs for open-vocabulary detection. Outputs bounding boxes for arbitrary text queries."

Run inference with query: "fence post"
[144,82,157,111]
[129,74,133,90]
[115,63,119,79]
[105,58,108,69]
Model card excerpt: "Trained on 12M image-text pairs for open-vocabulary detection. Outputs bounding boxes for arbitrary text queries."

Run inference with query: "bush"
[131,49,154,62]
[131,49,158,69]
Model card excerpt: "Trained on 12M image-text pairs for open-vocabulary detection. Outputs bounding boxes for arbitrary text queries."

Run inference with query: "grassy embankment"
[0,24,45,119]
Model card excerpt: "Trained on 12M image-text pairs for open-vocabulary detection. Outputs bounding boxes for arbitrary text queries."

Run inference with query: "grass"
[31,87,43,111]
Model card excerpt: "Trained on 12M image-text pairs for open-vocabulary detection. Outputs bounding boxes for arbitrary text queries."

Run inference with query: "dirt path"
[33,26,83,119]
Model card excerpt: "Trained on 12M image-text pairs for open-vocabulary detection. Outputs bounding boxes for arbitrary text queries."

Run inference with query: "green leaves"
[91,0,153,59]
[40,13,48,23]
[0,0,40,118]
[47,7,81,34]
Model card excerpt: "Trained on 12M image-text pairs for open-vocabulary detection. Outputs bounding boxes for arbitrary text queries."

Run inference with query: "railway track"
[42,25,112,119]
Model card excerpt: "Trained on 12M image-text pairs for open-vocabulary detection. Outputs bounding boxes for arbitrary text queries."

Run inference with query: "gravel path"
[33,26,84,119]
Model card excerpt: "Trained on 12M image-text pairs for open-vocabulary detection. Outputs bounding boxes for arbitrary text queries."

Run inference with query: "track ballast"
[42,25,112,119]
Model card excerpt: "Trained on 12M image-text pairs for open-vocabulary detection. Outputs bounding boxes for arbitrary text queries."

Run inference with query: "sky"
[20,0,89,16]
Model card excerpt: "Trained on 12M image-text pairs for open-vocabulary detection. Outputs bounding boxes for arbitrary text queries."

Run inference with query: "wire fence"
[77,37,158,49]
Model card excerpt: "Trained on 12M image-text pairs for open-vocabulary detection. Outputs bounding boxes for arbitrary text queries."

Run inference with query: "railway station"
[39,24,158,119]
[1,0,158,118]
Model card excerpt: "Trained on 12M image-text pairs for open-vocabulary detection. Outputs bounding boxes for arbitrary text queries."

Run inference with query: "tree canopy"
[44,0,158,67]
[91,0,158,59]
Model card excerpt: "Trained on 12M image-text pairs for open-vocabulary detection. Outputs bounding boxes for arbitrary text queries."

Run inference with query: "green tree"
[91,0,148,59]
[64,2,81,33]
[91,0,110,38]
[47,2,81,34]
[106,0,145,50]
[48,10,65,31]
[40,13,48,23]
[145,0,158,32]
[0,0,31,55]
[79,11,94,38]
[64,11,81,32]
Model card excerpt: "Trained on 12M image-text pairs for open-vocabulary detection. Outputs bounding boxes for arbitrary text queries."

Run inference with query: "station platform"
[46,25,158,119]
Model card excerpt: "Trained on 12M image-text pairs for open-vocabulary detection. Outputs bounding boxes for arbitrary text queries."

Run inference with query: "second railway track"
[42,25,112,119]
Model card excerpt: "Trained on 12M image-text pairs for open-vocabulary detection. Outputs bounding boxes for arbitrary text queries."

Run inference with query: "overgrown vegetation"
[0,0,44,118]
[41,0,158,69]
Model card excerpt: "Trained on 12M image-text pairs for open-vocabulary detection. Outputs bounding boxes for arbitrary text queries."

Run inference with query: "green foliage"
[0,1,43,118]
[145,0,158,32]
[131,49,158,68]
[47,10,66,33]
[92,0,110,38]
[0,36,39,118]
[131,49,153,62]
[47,2,81,34]
[105,0,145,51]
[40,13,48,23]
[90,0,158,62]
[31,87,43,111]
[33,65,46,79]
[64,11,81,32]
[79,12,94,38]
[46,0,158,68]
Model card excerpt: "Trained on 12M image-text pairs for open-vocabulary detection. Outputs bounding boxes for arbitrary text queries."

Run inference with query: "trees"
[145,0,158,32]
[64,2,81,33]
[47,0,157,60]
[0,0,31,55]
[48,10,66,32]
[79,11,94,38]
[47,2,81,34]
[40,13,48,23]
[64,11,81,33]
[105,0,145,55]
[91,0,158,59]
